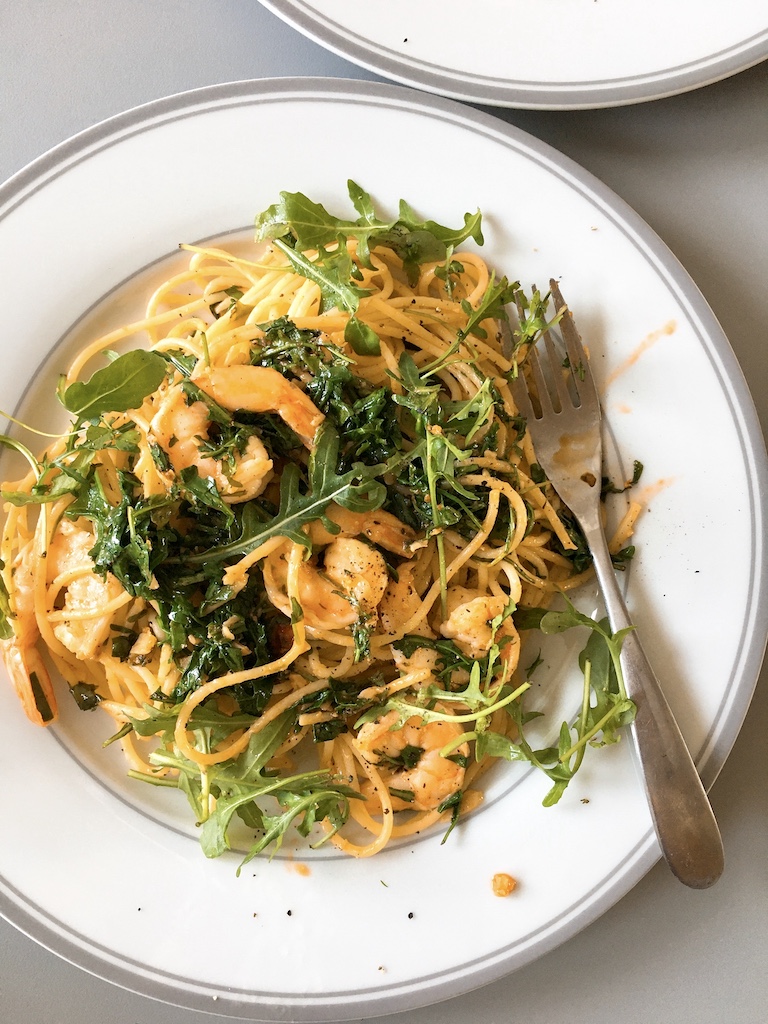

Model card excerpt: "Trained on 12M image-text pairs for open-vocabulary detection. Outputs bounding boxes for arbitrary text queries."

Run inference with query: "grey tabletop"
[1,3,767,1023]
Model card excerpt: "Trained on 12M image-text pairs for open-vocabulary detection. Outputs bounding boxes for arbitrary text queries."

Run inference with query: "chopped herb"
[602,460,644,497]
[375,744,424,770]
[611,544,636,570]
[69,682,102,711]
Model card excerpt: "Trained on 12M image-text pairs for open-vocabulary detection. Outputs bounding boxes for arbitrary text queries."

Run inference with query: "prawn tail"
[1,639,58,726]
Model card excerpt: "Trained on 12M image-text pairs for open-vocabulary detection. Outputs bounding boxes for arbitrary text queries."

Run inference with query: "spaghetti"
[0,185,638,861]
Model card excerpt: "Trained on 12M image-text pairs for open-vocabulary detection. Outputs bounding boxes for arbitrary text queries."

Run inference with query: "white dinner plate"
[0,79,766,1022]
[258,0,768,109]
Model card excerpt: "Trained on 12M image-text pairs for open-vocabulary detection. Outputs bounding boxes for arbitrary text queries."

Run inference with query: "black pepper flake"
[408,912,414,919]
[287,909,293,916]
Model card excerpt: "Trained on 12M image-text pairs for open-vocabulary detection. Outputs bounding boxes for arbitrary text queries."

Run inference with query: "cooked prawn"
[440,587,520,673]
[47,519,129,661]
[263,537,388,630]
[379,564,432,637]
[323,538,388,611]
[192,365,325,448]
[150,365,325,503]
[355,707,468,812]
[150,383,273,503]
[1,639,57,726]
[307,503,416,557]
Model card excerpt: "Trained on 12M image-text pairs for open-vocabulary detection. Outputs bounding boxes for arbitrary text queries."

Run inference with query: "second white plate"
[258,0,768,108]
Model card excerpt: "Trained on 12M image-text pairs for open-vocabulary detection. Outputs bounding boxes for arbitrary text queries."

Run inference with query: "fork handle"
[583,519,725,888]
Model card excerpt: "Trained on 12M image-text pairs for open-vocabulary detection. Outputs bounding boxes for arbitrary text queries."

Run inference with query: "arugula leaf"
[29,672,55,723]
[423,273,519,375]
[576,625,636,746]
[257,181,481,263]
[126,703,360,863]
[179,467,234,525]
[612,545,636,570]
[253,317,393,430]
[351,607,375,663]
[602,459,644,497]
[474,728,530,762]
[197,710,298,855]
[512,287,564,356]
[70,472,177,597]
[57,349,167,420]
[434,255,465,299]
[500,601,636,804]
[435,787,464,844]
[271,238,368,315]
[2,423,140,508]
[183,421,390,565]
[255,181,483,295]
[0,434,39,473]
[513,606,548,631]
[236,779,360,867]
[125,701,260,739]
[459,274,518,341]
[550,508,593,575]
[0,436,46,507]
[344,316,381,356]
[255,189,356,251]
[377,743,424,771]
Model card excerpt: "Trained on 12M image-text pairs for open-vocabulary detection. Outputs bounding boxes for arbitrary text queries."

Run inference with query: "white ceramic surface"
[258,0,768,108]
[0,79,765,1022]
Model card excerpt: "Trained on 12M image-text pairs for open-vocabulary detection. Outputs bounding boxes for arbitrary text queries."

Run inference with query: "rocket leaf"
[57,349,168,421]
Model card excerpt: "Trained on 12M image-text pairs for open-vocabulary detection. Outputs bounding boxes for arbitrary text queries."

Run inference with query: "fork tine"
[541,326,569,412]
[549,279,599,407]
[511,365,535,421]
[526,346,555,416]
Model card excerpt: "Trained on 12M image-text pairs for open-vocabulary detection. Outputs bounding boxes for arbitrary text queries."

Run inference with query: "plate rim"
[1,76,767,1021]
[256,0,768,109]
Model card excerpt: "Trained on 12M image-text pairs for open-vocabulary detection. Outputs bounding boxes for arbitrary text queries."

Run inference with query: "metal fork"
[511,281,724,889]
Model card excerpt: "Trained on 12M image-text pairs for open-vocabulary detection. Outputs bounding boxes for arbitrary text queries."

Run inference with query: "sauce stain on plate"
[604,320,677,389]
[635,477,676,505]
